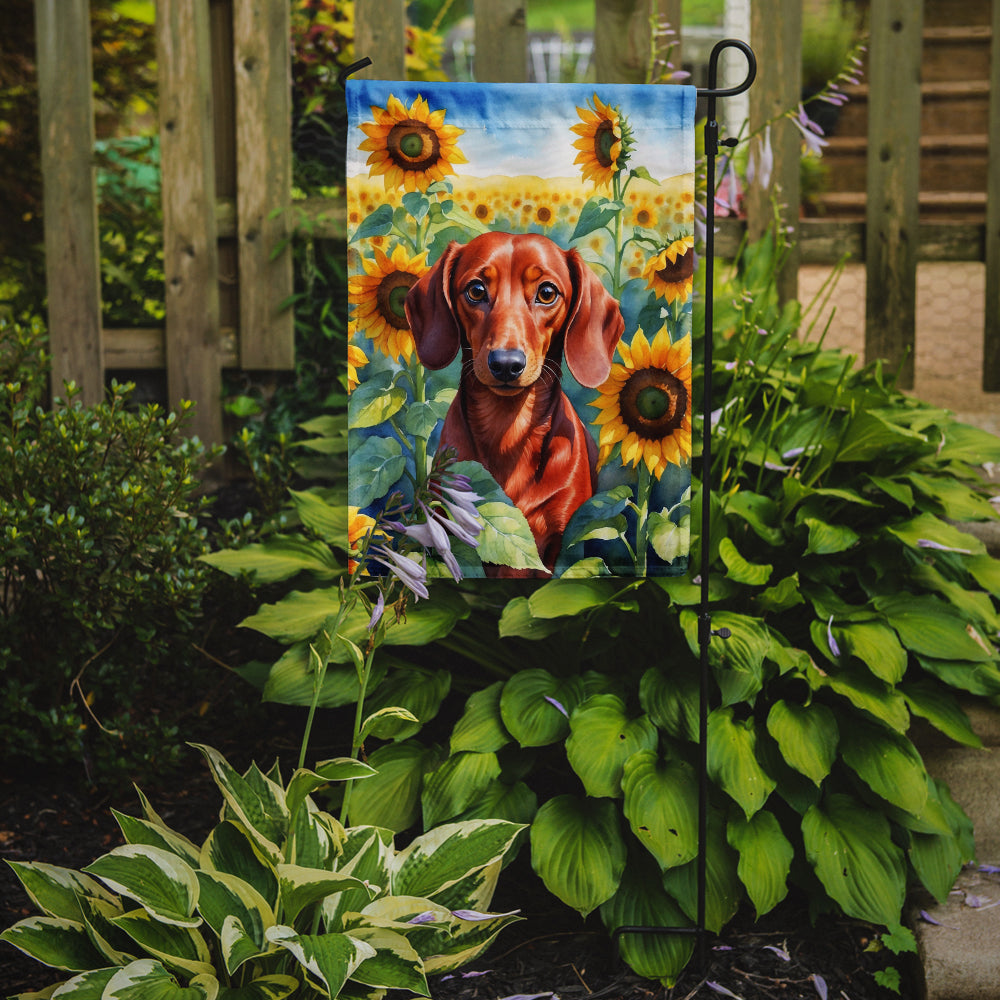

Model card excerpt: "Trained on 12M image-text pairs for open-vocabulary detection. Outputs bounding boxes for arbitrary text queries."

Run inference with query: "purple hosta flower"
[917,538,973,555]
[827,615,841,658]
[369,544,429,600]
[451,908,521,921]
[367,590,385,631]
[763,944,791,962]
[407,911,438,925]
[707,982,742,999]
[746,125,774,191]
[791,104,828,157]
[811,974,828,1000]
[441,970,493,982]
[979,864,1000,874]
[544,695,569,718]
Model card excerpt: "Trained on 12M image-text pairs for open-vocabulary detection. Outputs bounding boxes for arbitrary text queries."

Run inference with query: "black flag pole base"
[613,38,756,975]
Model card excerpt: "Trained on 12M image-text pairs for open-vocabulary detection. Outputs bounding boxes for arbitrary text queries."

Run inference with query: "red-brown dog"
[405,232,624,575]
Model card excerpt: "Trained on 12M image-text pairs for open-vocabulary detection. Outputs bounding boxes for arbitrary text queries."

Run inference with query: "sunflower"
[590,327,692,479]
[359,93,467,192]
[570,94,632,189]
[642,235,695,305]
[347,507,382,575]
[349,244,429,362]
[347,339,368,393]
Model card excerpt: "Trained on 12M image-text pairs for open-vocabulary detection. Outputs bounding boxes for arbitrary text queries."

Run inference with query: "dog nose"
[488,349,527,382]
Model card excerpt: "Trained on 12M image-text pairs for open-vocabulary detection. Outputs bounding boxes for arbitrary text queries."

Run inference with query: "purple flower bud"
[369,545,429,600]
[827,615,841,658]
[407,911,438,925]
[544,695,569,717]
[367,590,385,631]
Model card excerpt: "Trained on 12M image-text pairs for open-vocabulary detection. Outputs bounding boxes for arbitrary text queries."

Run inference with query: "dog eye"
[464,280,488,304]
[536,282,560,305]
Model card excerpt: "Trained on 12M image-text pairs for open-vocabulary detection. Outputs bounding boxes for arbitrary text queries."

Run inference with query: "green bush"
[0,316,220,783]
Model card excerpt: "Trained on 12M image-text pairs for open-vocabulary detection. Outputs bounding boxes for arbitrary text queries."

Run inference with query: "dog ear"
[405,241,463,370]
[563,249,625,388]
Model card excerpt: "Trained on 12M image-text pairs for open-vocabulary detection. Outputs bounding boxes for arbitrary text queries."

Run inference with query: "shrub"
[0,316,220,783]
[1,743,524,998]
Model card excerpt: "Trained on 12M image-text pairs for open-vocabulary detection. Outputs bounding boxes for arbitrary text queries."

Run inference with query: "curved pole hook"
[697,38,756,99]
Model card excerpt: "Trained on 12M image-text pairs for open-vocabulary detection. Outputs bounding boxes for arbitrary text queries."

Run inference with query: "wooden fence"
[33,0,1000,445]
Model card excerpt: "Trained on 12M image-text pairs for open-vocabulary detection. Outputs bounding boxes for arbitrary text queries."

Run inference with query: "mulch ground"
[1,738,914,1000]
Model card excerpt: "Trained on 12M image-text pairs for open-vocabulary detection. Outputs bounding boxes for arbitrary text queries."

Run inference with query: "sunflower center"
[656,248,695,284]
[619,366,688,439]
[594,120,618,168]
[376,270,419,329]
[387,119,442,172]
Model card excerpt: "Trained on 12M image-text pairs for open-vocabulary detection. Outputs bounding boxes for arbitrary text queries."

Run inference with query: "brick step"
[922,25,993,82]
[813,189,987,222]
[832,80,992,138]
[821,134,989,193]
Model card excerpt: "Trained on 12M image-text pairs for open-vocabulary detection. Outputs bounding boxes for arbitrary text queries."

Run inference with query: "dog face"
[405,232,624,390]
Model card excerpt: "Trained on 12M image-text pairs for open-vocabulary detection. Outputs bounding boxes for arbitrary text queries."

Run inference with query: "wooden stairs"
[815,0,992,222]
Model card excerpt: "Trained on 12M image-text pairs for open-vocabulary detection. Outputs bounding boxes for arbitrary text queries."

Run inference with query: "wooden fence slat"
[157,0,223,445]
[983,0,1000,390]
[747,0,801,305]
[233,0,294,369]
[474,0,527,82]
[864,0,923,389]
[594,0,661,83]
[354,0,407,80]
[34,0,103,405]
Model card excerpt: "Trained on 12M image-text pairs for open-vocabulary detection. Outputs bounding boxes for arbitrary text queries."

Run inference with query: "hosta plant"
[1,744,523,999]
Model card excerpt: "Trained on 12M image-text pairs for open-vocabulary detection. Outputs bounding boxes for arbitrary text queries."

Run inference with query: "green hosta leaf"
[527,578,620,618]
[639,665,699,742]
[901,680,982,748]
[835,621,907,684]
[362,667,451,740]
[906,472,998,521]
[191,746,287,863]
[810,661,910,732]
[0,916,107,971]
[348,436,406,508]
[835,410,927,463]
[599,853,694,987]
[839,718,928,817]
[802,793,906,926]
[936,420,1000,464]
[103,959,217,999]
[84,846,200,928]
[967,553,1000,597]
[621,751,699,870]
[241,591,342,646]
[909,786,967,906]
[680,610,770,706]
[476,501,548,572]
[874,594,995,662]
[498,596,566,639]
[112,812,201,868]
[727,811,793,918]
[755,573,805,614]
[451,682,511,754]
[421,751,502,828]
[111,909,214,978]
[566,695,658,798]
[803,517,859,556]
[707,708,776,818]
[392,819,524,900]
[199,536,338,585]
[724,490,784,545]
[4,862,118,922]
[661,812,741,933]
[200,822,278,910]
[288,488,344,545]
[265,926,375,998]
[499,670,584,747]
[277,865,374,925]
[216,975,299,1000]
[285,759,376,822]
[530,795,626,917]
[345,926,428,994]
[916,655,1000,697]
[765,700,838,786]
[719,537,772,586]
[886,511,985,556]
[453,779,538,827]
[347,740,442,832]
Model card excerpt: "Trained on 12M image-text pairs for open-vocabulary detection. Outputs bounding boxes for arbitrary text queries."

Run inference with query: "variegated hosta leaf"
[200,822,278,910]
[765,700,838,786]
[112,810,202,868]
[599,853,694,987]
[391,820,524,901]
[191,745,288,863]
[726,810,793,918]
[452,779,538,828]
[566,695,658,798]
[4,861,118,922]
[102,958,218,999]
[423,906,522,975]
[420,859,501,917]
[499,669,585,747]
[78,894,136,966]
[420,751,502,829]
[802,793,906,926]
[195,871,274,974]
[323,829,393,931]
[345,926,429,995]
[110,908,214,979]
[285,760,375,824]
[450,681,511,754]
[706,707,776,819]
[265,926,376,998]
[276,864,376,925]
[214,974,300,1000]
[621,751,699,871]
[0,916,107,972]
[287,802,343,870]
[83,846,200,928]
[529,795,626,917]
[43,966,118,997]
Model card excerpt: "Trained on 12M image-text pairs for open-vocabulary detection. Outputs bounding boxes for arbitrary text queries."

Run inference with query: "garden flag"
[346,80,697,578]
